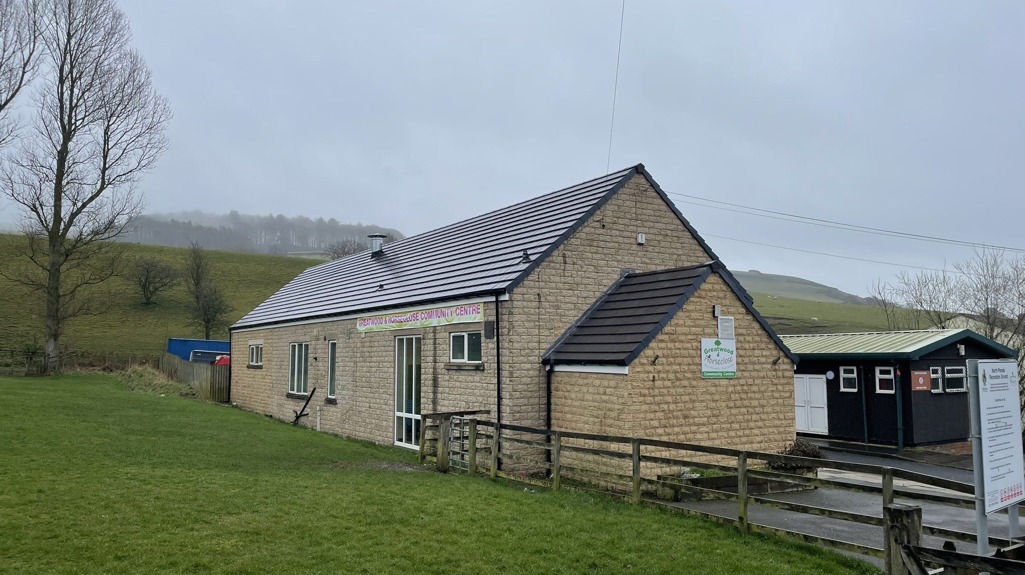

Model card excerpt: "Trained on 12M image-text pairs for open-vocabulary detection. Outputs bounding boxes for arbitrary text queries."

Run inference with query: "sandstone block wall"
[500,173,712,431]
[229,302,497,447]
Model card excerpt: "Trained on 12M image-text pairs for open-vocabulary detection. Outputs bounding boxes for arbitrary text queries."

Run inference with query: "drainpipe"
[545,363,553,430]
[859,365,868,445]
[895,363,904,451]
[494,294,502,429]
[494,294,503,473]
[545,363,554,471]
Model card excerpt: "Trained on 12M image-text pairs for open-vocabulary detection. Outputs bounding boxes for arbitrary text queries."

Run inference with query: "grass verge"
[0,374,879,575]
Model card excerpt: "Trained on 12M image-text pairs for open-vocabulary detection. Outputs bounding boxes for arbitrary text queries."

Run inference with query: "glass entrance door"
[394,336,422,448]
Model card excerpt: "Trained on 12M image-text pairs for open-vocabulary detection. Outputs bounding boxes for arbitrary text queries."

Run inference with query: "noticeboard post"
[969,359,1025,556]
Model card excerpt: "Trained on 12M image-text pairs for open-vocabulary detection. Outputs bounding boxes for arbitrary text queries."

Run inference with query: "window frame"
[944,366,967,393]
[839,366,858,392]
[248,343,263,367]
[289,342,309,395]
[875,366,896,394]
[930,366,943,393]
[449,331,483,363]
[327,340,337,399]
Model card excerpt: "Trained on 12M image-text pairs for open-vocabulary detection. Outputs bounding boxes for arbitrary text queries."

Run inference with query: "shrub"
[768,439,824,473]
[117,366,195,398]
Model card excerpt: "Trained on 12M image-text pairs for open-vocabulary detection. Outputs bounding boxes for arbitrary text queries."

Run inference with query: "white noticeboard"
[701,338,736,379]
[978,359,1025,514]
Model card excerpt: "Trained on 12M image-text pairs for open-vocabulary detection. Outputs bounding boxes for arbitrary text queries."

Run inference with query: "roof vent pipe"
[368,234,387,258]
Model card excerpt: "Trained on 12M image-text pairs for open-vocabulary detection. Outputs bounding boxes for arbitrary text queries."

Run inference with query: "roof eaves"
[229,288,505,332]
[619,266,713,366]
[712,262,799,365]
[506,166,639,294]
[910,329,1019,360]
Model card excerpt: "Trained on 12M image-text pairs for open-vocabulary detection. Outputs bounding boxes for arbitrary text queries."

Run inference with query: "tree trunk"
[44,247,62,374]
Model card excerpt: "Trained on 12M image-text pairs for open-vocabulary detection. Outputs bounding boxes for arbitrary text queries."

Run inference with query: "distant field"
[751,293,890,335]
[0,234,314,360]
[0,373,878,575]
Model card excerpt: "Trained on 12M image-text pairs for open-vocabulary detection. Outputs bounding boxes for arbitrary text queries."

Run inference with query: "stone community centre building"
[230,165,799,456]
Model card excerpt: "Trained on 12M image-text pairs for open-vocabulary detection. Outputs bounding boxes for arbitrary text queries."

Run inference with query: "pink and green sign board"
[356,303,484,333]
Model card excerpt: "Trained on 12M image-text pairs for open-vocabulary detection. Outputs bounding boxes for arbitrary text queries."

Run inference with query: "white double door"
[794,374,828,435]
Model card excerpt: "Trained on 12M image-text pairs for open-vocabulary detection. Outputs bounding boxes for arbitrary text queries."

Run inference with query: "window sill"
[247,364,263,370]
[839,388,858,393]
[445,362,485,371]
[945,389,967,394]
[325,397,337,405]
[286,392,309,400]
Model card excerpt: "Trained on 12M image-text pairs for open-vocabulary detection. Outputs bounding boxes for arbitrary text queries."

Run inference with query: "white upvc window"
[944,366,967,392]
[248,344,263,366]
[930,367,943,393]
[289,342,309,394]
[876,367,895,394]
[839,366,858,392]
[450,331,482,363]
[327,340,337,399]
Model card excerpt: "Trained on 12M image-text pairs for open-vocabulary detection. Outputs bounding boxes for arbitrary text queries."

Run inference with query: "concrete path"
[664,448,1018,569]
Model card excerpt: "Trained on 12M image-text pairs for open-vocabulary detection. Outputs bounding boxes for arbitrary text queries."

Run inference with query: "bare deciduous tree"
[0,0,41,147]
[873,250,1025,417]
[1,0,171,372]
[126,257,178,305]
[867,278,905,330]
[326,239,364,260]
[183,243,232,339]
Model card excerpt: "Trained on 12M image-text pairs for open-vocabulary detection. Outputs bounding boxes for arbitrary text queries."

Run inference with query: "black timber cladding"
[233,166,640,329]
[543,261,797,367]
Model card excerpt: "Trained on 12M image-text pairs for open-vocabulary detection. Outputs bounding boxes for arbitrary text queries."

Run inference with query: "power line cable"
[705,233,967,275]
[605,0,626,174]
[669,191,1025,254]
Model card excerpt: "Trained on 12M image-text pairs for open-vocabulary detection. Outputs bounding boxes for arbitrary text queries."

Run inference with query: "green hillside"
[734,270,869,305]
[751,293,891,335]
[0,234,315,361]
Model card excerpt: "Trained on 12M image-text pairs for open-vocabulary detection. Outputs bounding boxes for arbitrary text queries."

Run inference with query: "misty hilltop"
[119,211,404,255]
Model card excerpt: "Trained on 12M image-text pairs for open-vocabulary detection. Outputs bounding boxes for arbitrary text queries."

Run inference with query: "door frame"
[394,335,422,449]
[794,374,829,435]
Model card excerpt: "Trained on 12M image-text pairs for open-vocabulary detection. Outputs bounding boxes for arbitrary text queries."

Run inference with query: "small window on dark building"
[450,331,482,363]
[839,366,857,392]
[876,367,895,394]
[944,366,966,392]
[930,367,943,393]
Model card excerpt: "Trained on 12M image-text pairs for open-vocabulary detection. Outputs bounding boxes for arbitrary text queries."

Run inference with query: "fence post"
[884,503,922,575]
[882,467,894,507]
[468,419,478,475]
[737,451,749,535]
[489,424,500,480]
[631,438,642,504]
[437,416,451,473]
[552,431,562,491]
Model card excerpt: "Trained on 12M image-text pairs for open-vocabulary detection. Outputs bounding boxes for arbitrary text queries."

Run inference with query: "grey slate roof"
[543,262,796,366]
[234,164,720,330]
[781,329,1018,360]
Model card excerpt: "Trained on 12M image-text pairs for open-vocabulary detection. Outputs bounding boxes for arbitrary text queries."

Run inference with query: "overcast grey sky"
[12,1,1025,296]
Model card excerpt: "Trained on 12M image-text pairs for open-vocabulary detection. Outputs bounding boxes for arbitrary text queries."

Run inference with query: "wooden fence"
[420,414,1025,574]
[158,352,230,402]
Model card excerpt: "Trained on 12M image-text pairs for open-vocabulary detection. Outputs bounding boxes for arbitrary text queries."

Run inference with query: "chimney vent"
[368,234,387,258]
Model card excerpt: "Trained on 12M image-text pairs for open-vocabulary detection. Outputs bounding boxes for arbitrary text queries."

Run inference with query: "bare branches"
[126,257,178,304]
[0,0,41,147]
[0,0,170,372]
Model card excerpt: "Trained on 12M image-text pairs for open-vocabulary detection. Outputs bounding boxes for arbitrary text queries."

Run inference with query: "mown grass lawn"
[0,374,879,574]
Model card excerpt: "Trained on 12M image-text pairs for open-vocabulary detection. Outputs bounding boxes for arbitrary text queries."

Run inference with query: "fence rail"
[420,413,1024,572]
[158,352,229,402]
